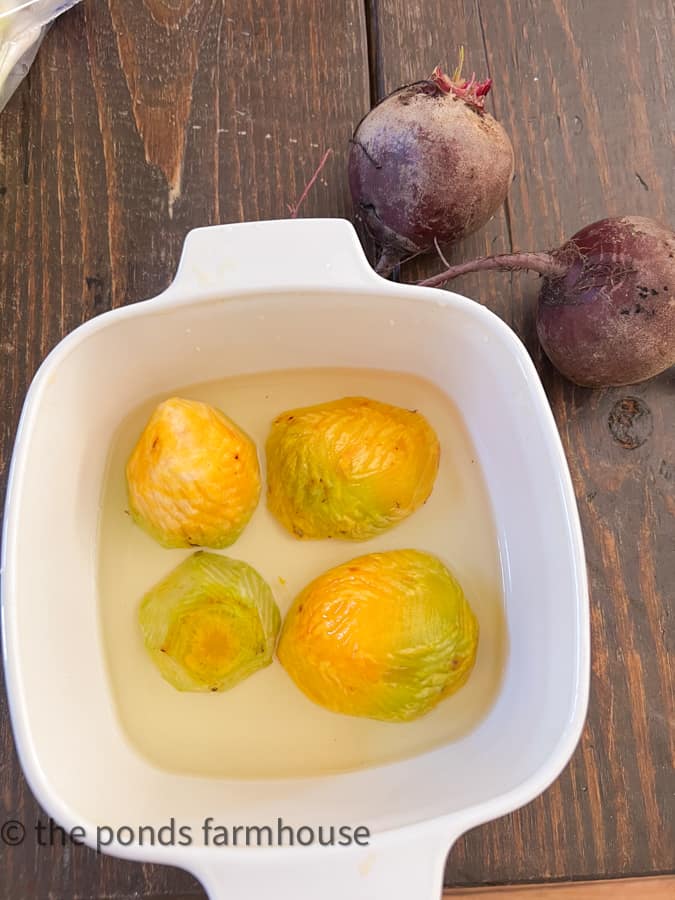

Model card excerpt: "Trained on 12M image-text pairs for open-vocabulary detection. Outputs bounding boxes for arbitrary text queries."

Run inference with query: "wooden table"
[0,1,672,898]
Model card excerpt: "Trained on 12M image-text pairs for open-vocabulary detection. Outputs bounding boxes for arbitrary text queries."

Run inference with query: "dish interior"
[5,285,585,834]
[99,367,506,778]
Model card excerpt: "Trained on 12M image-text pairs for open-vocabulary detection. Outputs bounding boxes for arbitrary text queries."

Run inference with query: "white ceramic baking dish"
[2,219,589,899]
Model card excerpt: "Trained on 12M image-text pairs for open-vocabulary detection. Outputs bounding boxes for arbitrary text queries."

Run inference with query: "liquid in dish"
[98,367,507,778]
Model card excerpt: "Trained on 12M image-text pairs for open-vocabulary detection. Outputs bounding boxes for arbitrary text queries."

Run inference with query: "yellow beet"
[139,552,280,692]
[126,397,260,549]
[266,397,440,540]
[277,549,478,722]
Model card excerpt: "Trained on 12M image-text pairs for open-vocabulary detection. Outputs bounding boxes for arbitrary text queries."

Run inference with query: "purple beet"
[420,216,675,387]
[349,64,514,275]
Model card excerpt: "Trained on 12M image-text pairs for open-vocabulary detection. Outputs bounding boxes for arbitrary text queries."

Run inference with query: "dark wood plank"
[0,1,370,898]
[371,0,675,887]
[443,875,675,898]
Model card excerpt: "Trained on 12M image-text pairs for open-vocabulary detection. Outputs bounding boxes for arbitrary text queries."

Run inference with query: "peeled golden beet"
[278,549,478,721]
[126,397,260,549]
[139,552,280,692]
[266,397,439,540]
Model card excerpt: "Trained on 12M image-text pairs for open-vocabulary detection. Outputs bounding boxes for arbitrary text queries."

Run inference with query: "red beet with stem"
[349,61,514,275]
[420,216,675,387]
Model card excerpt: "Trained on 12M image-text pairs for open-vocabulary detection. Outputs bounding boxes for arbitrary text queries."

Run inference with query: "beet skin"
[349,70,514,273]
[420,215,675,388]
[537,217,675,387]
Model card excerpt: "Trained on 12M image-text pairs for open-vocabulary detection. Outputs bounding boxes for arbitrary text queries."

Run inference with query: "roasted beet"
[420,216,675,387]
[349,63,514,274]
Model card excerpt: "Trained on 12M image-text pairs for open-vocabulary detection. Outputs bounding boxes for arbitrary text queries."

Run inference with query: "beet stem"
[418,252,567,288]
[288,149,333,219]
[433,237,451,269]
[430,64,492,110]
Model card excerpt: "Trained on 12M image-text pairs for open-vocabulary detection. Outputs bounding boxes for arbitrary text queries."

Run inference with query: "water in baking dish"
[98,368,506,778]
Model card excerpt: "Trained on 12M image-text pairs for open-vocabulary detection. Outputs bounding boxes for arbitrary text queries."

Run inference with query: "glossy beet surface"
[277,550,479,722]
[266,396,440,540]
[126,397,261,548]
[139,552,280,693]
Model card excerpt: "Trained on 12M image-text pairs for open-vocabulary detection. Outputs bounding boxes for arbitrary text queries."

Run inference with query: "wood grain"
[371,0,675,887]
[0,1,369,898]
[443,875,675,898]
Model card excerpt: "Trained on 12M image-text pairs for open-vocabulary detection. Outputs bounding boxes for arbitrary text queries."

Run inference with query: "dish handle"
[160,218,382,302]
[192,828,455,900]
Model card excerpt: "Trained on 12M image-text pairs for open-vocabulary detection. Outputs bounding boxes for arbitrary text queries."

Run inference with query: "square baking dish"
[2,219,589,899]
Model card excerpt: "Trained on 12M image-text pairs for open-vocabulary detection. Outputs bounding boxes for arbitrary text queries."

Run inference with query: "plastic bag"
[0,0,82,113]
